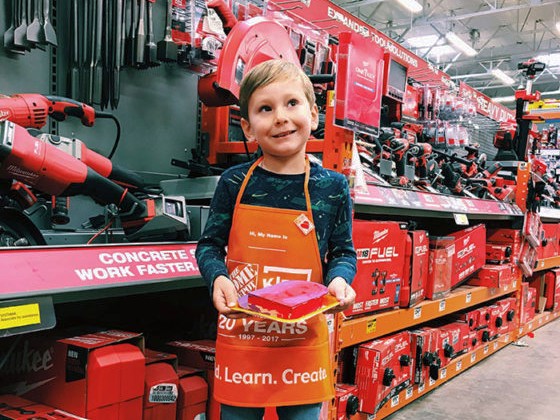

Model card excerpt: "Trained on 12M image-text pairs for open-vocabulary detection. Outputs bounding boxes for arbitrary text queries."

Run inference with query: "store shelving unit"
[337,283,517,348]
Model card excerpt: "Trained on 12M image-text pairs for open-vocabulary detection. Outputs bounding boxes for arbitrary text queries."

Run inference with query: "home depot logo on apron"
[214,157,334,407]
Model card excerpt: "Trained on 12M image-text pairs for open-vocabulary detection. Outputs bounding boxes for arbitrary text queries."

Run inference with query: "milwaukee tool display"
[2,1,560,420]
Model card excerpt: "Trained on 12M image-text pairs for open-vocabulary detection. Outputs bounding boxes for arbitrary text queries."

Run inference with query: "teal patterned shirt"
[195,160,357,292]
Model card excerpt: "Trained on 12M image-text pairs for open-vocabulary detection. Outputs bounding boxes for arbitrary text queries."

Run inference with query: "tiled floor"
[385,317,560,420]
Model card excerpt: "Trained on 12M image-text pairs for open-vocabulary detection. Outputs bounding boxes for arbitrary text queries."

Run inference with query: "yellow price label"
[366,319,377,334]
[0,303,41,330]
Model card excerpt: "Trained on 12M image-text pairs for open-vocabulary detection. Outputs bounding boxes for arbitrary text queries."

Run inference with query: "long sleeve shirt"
[195,160,357,292]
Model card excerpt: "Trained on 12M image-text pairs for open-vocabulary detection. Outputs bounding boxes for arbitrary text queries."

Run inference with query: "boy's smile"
[241,78,318,173]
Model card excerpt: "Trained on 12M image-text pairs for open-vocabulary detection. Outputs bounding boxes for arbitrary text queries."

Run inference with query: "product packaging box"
[539,223,560,259]
[529,269,560,312]
[0,329,146,420]
[486,228,522,263]
[494,297,518,335]
[347,220,408,316]
[409,327,440,386]
[177,366,208,420]
[355,331,413,415]
[485,244,512,264]
[520,283,537,324]
[435,322,470,368]
[427,224,486,299]
[143,349,179,420]
[523,211,543,248]
[334,384,359,420]
[165,340,218,420]
[467,263,517,288]
[400,230,429,308]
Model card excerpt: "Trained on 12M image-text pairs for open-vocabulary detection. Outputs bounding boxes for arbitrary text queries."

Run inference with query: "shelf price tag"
[413,307,422,320]
[455,360,462,371]
[429,377,436,386]
[453,213,469,226]
[483,345,489,355]
[419,383,425,393]
[440,368,447,379]
[439,300,446,312]
[493,342,499,350]
[546,315,550,321]
[513,280,517,288]
[366,319,377,334]
[390,395,399,407]
[465,292,472,304]
[405,387,413,400]
[470,353,476,363]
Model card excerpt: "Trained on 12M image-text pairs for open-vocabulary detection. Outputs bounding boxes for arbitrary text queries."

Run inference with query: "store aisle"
[386,318,560,420]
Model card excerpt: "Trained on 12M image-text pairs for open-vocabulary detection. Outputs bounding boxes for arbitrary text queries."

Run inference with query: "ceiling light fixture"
[445,32,477,57]
[396,0,423,14]
[491,69,516,85]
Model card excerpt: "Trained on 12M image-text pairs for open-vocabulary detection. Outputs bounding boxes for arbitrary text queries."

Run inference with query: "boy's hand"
[327,277,356,313]
[212,275,247,318]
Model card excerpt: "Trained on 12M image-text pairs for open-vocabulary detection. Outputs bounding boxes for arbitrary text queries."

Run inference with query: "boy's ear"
[310,104,319,131]
[241,118,255,142]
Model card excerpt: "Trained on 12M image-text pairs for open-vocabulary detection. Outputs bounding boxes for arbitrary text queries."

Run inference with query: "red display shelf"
[337,283,517,350]
[353,183,522,219]
[517,310,560,338]
[348,334,513,420]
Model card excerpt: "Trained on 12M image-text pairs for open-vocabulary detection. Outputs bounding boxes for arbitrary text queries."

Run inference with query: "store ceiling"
[332,0,560,105]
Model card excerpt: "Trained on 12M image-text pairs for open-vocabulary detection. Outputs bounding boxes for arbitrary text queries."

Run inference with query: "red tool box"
[0,329,146,420]
[467,263,517,288]
[143,349,179,420]
[494,297,518,335]
[485,244,512,264]
[435,322,470,367]
[355,331,413,415]
[410,327,440,386]
[177,366,208,420]
[529,269,560,311]
[520,283,537,324]
[165,340,218,420]
[347,220,408,316]
[427,224,486,299]
[334,384,359,420]
[400,230,429,308]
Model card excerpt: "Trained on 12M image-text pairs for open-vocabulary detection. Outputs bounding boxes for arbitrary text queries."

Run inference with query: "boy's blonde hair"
[238,59,316,120]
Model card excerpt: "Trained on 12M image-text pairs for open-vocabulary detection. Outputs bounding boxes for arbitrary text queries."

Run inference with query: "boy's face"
[241,77,318,162]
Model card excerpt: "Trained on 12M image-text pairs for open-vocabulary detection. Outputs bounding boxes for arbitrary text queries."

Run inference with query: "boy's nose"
[274,108,288,123]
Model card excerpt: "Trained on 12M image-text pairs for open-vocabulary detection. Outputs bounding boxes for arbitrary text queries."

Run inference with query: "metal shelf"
[539,207,560,222]
[337,283,517,349]
[517,310,560,338]
[354,184,523,220]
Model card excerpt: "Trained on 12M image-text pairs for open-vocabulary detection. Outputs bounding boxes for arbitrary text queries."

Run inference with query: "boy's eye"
[259,105,272,112]
[288,99,299,107]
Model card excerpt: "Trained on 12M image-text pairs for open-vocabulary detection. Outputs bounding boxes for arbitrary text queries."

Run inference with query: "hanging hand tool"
[144,0,159,67]
[113,0,124,108]
[3,0,25,54]
[157,0,178,62]
[26,0,45,45]
[135,0,147,67]
[42,0,57,46]
[13,0,31,51]
[93,0,104,105]
[69,0,80,98]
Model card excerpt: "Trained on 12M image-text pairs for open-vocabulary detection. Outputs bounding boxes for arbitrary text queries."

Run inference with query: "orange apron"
[214,157,333,407]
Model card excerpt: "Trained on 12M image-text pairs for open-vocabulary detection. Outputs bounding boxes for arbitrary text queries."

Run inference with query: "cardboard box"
[427,224,486,299]
[355,331,413,415]
[0,329,145,420]
[400,230,429,308]
[435,322,470,367]
[485,244,512,264]
[165,340,218,420]
[467,263,516,288]
[410,327,440,386]
[520,283,537,324]
[177,366,208,420]
[143,349,179,420]
[334,384,359,420]
[346,220,408,316]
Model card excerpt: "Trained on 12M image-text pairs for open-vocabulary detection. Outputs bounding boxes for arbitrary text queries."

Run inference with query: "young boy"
[195,59,357,419]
